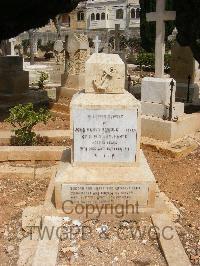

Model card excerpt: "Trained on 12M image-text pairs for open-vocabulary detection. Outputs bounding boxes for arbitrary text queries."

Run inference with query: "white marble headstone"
[73,108,138,164]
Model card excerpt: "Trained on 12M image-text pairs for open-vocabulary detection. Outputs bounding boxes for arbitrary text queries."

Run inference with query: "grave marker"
[141,0,184,121]
[60,33,90,97]
[55,53,157,216]
[146,0,176,78]
[93,36,101,53]
[8,38,16,56]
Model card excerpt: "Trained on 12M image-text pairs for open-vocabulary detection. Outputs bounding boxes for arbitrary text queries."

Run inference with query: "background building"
[61,0,140,33]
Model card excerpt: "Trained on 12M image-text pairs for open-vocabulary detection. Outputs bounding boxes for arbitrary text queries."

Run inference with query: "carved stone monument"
[54,53,157,217]
[60,33,90,97]
[141,0,185,126]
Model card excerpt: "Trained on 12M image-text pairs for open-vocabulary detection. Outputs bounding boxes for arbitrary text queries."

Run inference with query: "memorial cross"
[114,24,121,52]
[146,0,176,78]
[8,38,16,56]
[93,36,101,53]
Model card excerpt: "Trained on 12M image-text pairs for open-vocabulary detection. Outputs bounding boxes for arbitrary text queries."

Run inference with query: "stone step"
[0,146,67,162]
[50,110,70,120]
[49,102,70,113]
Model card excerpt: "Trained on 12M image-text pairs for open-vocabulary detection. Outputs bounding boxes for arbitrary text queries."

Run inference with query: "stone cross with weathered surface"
[93,36,101,53]
[8,38,16,56]
[114,24,120,52]
[146,0,176,78]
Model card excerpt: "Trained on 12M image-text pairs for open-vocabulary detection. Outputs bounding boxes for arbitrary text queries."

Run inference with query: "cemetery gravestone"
[0,56,29,95]
[113,24,128,90]
[141,0,184,120]
[146,0,176,78]
[54,39,64,64]
[60,33,90,97]
[93,36,101,54]
[171,42,200,102]
[55,53,157,216]
[8,38,16,56]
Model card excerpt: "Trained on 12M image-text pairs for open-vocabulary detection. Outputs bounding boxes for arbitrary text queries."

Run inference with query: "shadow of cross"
[146,0,176,78]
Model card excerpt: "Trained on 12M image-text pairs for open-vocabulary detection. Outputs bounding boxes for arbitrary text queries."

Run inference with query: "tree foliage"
[140,0,200,63]
[0,0,81,41]
[6,103,51,146]
[139,0,175,52]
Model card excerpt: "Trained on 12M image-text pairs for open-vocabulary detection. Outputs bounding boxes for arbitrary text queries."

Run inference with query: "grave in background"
[0,56,29,95]
[54,53,157,216]
[141,0,200,142]
[171,42,200,105]
[0,56,58,108]
[59,33,90,98]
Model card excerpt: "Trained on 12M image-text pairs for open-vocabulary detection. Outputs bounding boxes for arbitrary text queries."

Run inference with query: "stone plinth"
[85,53,125,94]
[55,151,156,214]
[0,56,29,95]
[142,102,184,120]
[141,77,184,120]
[70,91,141,167]
[141,77,176,105]
[141,113,200,142]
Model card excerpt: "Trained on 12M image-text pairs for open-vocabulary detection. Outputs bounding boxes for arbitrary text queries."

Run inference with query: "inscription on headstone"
[62,184,149,206]
[73,109,138,163]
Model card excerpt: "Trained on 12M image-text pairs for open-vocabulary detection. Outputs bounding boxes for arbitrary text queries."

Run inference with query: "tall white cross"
[146,0,176,78]
[8,38,16,56]
[93,36,101,53]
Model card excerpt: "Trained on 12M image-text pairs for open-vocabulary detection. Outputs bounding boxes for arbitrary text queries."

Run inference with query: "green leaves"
[38,71,49,90]
[5,103,51,146]
[136,52,171,72]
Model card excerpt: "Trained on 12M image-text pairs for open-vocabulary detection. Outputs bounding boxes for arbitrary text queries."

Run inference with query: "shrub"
[136,52,171,72]
[5,103,51,146]
[38,71,49,89]
[136,52,155,71]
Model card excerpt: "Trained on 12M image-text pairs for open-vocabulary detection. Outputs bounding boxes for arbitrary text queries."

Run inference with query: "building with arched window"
[116,9,124,20]
[60,0,140,31]
[96,13,100,20]
[77,11,85,21]
[87,0,140,31]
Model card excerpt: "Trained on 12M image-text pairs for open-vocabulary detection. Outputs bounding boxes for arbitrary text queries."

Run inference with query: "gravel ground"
[0,142,199,265]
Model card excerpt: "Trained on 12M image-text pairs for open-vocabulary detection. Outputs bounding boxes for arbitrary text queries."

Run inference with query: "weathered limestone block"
[85,53,125,94]
[141,77,176,105]
[60,33,90,97]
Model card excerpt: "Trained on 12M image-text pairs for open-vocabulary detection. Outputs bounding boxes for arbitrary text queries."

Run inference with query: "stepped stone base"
[141,113,200,142]
[54,151,157,216]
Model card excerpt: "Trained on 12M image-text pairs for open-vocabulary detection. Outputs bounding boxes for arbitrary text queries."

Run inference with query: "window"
[131,8,136,19]
[96,13,100,20]
[77,11,84,21]
[136,8,140,18]
[101,12,106,20]
[116,9,124,19]
[91,13,95,21]
[62,14,70,26]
